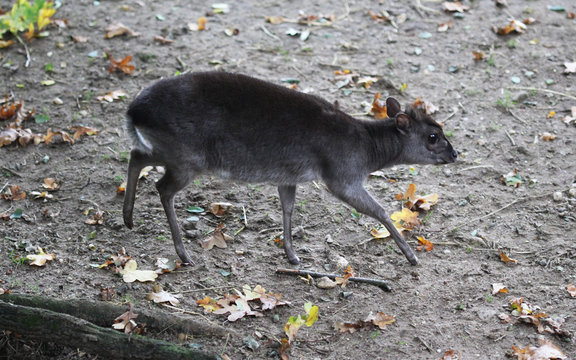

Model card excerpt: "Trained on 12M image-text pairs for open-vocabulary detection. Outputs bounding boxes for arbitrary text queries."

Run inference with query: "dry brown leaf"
[365,312,395,329]
[541,132,556,141]
[72,35,88,43]
[334,311,395,333]
[335,266,355,288]
[473,50,486,61]
[42,178,59,191]
[512,339,567,360]
[567,284,576,297]
[493,20,527,35]
[112,303,140,333]
[416,236,434,252]
[201,224,233,250]
[209,202,233,217]
[499,250,518,264]
[391,208,421,229]
[1,185,26,201]
[100,286,115,301]
[108,54,135,75]
[70,126,98,140]
[370,92,388,119]
[105,23,141,39]
[491,283,509,295]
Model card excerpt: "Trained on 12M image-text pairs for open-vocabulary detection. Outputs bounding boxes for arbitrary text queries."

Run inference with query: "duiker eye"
[428,133,439,144]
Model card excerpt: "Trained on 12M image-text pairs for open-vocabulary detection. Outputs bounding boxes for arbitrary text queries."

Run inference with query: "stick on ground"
[276,268,392,291]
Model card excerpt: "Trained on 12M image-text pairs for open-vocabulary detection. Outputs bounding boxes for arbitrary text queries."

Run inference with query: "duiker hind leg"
[278,185,299,264]
[156,168,195,265]
[326,181,419,266]
[124,149,151,229]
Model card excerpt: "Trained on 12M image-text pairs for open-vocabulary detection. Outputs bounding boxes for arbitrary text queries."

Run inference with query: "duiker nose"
[451,150,458,159]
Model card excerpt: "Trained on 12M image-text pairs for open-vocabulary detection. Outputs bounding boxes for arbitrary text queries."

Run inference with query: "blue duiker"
[123,71,457,266]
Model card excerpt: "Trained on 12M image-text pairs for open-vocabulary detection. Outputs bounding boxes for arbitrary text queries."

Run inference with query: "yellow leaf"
[305,305,319,327]
[121,260,158,283]
[390,208,421,229]
[38,7,56,30]
[27,247,55,266]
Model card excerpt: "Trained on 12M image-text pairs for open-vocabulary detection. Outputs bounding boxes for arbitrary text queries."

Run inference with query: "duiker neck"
[363,119,404,172]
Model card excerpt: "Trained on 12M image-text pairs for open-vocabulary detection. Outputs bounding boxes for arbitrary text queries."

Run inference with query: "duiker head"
[387,98,457,165]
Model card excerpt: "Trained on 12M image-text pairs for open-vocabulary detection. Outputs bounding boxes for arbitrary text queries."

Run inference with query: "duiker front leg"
[156,169,195,265]
[278,185,300,264]
[326,181,419,265]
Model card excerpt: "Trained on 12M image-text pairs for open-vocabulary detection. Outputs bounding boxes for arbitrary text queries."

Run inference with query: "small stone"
[316,276,337,289]
[568,188,576,197]
[553,191,563,202]
[325,235,334,244]
[332,255,349,270]
[243,336,260,351]
[53,97,63,105]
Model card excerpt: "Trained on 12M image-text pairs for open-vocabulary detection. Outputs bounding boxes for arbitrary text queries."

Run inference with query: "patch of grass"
[119,151,130,162]
[485,294,493,303]
[10,250,27,265]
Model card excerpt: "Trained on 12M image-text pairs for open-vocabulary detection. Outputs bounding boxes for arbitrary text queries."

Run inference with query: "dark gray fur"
[123,71,457,266]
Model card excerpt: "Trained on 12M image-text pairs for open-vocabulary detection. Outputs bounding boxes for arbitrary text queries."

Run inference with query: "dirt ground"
[1,0,575,359]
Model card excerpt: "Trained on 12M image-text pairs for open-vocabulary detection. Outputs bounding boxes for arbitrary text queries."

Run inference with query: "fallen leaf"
[546,111,556,119]
[147,289,181,306]
[96,90,127,103]
[491,283,509,295]
[501,170,522,187]
[370,92,388,119]
[112,303,140,333]
[335,266,355,288]
[390,208,421,230]
[153,35,174,44]
[105,23,141,39]
[334,311,395,333]
[70,126,98,140]
[201,224,233,250]
[72,35,88,43]
[512,340,567,359]
[27,247,55,266]
[283,302,318,343]
[443,1,469,12]
[493,19,527,35]
[473,50,486,61]
[562,106,576,125]
[1,185,26,201]
[265,15,284,24]
[42,178,59,190]
[365,311,395,329]
[120,259,158,283]
[564,62,576,73]
[437,21,453,32]
[499,250,518,264]
[541,132,556,141]
[155,257,181,274]
[567,284,576,297]
[209,202,233,217]
[85,210,105,225]
[416,236,434,252]
[108,54,135,75]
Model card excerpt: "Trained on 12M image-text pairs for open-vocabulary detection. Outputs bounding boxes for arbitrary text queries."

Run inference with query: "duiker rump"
[123,71,457,266]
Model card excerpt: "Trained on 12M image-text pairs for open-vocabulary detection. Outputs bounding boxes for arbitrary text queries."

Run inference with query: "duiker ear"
[395,113,411,135]
[386,97,402,118]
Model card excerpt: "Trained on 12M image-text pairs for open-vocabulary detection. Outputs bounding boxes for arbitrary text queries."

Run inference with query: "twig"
[504,129,516,146]
[260,25,280,42]
[457,164,494,173]
[449,189,568,232]
[242,205,248,227]
[276,268,392,291]
[1,167,23,178]
[415,0,441,14]
[440,108,458,123]
[508,109,527,125]
[507,86,576,101]
[416,336,434,352]
[14,34,31,67]
[177,285,232,294]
